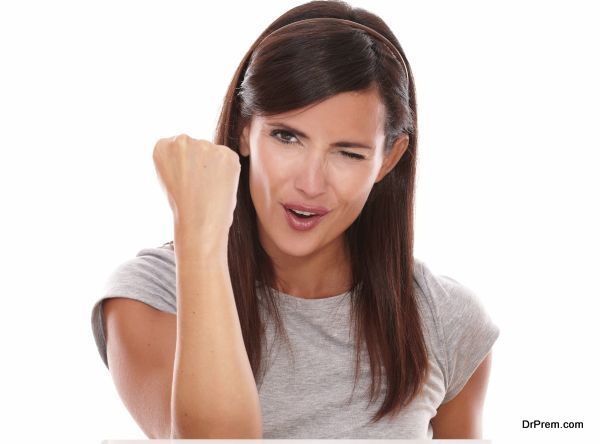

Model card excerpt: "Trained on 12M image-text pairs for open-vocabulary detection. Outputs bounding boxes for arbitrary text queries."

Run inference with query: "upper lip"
[283,202,330,216]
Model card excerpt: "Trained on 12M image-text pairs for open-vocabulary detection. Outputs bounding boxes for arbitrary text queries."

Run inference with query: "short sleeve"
[437,275,500,404]
[90,243,177,369]
[416,260,500,405]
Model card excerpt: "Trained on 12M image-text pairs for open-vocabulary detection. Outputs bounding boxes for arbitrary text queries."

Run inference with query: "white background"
[0,0,597,442]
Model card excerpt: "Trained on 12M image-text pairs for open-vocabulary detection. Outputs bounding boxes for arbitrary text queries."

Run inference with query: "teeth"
[290,208,316,216]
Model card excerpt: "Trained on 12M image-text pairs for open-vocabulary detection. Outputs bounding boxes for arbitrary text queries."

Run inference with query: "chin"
[277,239,319,258]
[258,225,320,259]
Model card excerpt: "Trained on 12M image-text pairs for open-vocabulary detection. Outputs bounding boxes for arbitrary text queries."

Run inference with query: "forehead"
[254,88,386,137]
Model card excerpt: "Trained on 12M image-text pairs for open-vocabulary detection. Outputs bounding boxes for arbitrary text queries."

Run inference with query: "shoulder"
[102,242,177,312]
[412,257,494,331]
[127,242,175,272]
[412,257,500,404]
[137,241,175,265]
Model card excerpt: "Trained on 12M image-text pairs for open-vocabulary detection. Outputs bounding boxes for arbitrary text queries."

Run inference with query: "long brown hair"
[180,0,428,424]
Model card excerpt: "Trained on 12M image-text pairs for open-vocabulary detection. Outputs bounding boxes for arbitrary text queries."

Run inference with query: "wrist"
[174,223,229,258]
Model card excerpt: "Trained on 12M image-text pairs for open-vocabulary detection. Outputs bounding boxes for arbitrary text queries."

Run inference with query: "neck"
[269,237,353,300]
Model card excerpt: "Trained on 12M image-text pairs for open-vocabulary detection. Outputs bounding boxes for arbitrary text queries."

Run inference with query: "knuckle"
[153,138,167,157]
[173,133,190,147]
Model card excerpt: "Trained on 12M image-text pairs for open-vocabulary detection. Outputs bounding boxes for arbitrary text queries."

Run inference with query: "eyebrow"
[265,122,373,150]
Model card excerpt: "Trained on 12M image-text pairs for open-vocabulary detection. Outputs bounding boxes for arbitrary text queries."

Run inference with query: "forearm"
[170,226,262,438]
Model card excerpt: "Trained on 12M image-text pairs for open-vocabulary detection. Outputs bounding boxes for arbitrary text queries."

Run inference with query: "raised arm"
[170,226,262,438]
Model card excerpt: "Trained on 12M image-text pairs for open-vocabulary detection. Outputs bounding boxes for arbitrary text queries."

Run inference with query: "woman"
[91,0,500,439]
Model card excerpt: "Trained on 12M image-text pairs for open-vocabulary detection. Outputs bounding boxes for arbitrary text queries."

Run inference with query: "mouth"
[281,203,328,231]
[282,202,330,217]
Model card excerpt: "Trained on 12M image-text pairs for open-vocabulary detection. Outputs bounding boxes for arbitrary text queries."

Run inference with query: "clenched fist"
[153,134,241,242]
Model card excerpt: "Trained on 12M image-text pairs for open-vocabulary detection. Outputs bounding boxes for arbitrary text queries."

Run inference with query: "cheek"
[329,169,376,221]
[337,167,377,197]
[248,148,287,206]
[343,184,372,213]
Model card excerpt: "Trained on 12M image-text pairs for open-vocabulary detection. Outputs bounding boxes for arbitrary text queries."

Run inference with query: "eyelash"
[270,129,366,160]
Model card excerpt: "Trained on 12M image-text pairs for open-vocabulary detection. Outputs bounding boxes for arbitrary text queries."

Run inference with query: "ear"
[375,133,410,183]
[239,124,251,158]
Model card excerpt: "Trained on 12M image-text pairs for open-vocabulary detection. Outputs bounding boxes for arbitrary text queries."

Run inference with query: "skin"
[238,87,493,437]
[239,87,408,299]
[431,352,493,438]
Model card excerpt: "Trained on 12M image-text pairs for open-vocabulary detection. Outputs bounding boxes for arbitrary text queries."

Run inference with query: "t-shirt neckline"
[263,285,352,310]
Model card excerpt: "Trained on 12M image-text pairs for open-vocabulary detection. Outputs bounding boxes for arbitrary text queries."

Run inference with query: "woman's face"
[239,88,408,260]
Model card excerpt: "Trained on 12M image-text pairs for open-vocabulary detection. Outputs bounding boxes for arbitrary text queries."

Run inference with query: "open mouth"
[282,205,327,231]
[286,208,318,219]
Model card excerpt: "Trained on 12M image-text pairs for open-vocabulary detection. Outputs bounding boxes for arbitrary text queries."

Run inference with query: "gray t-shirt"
[90,243,500,439]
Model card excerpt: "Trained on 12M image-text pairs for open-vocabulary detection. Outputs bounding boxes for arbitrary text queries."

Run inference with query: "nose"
[293,150,328,197]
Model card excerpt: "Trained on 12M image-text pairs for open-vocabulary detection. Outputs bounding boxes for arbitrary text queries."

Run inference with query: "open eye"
[271,129,298,144]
